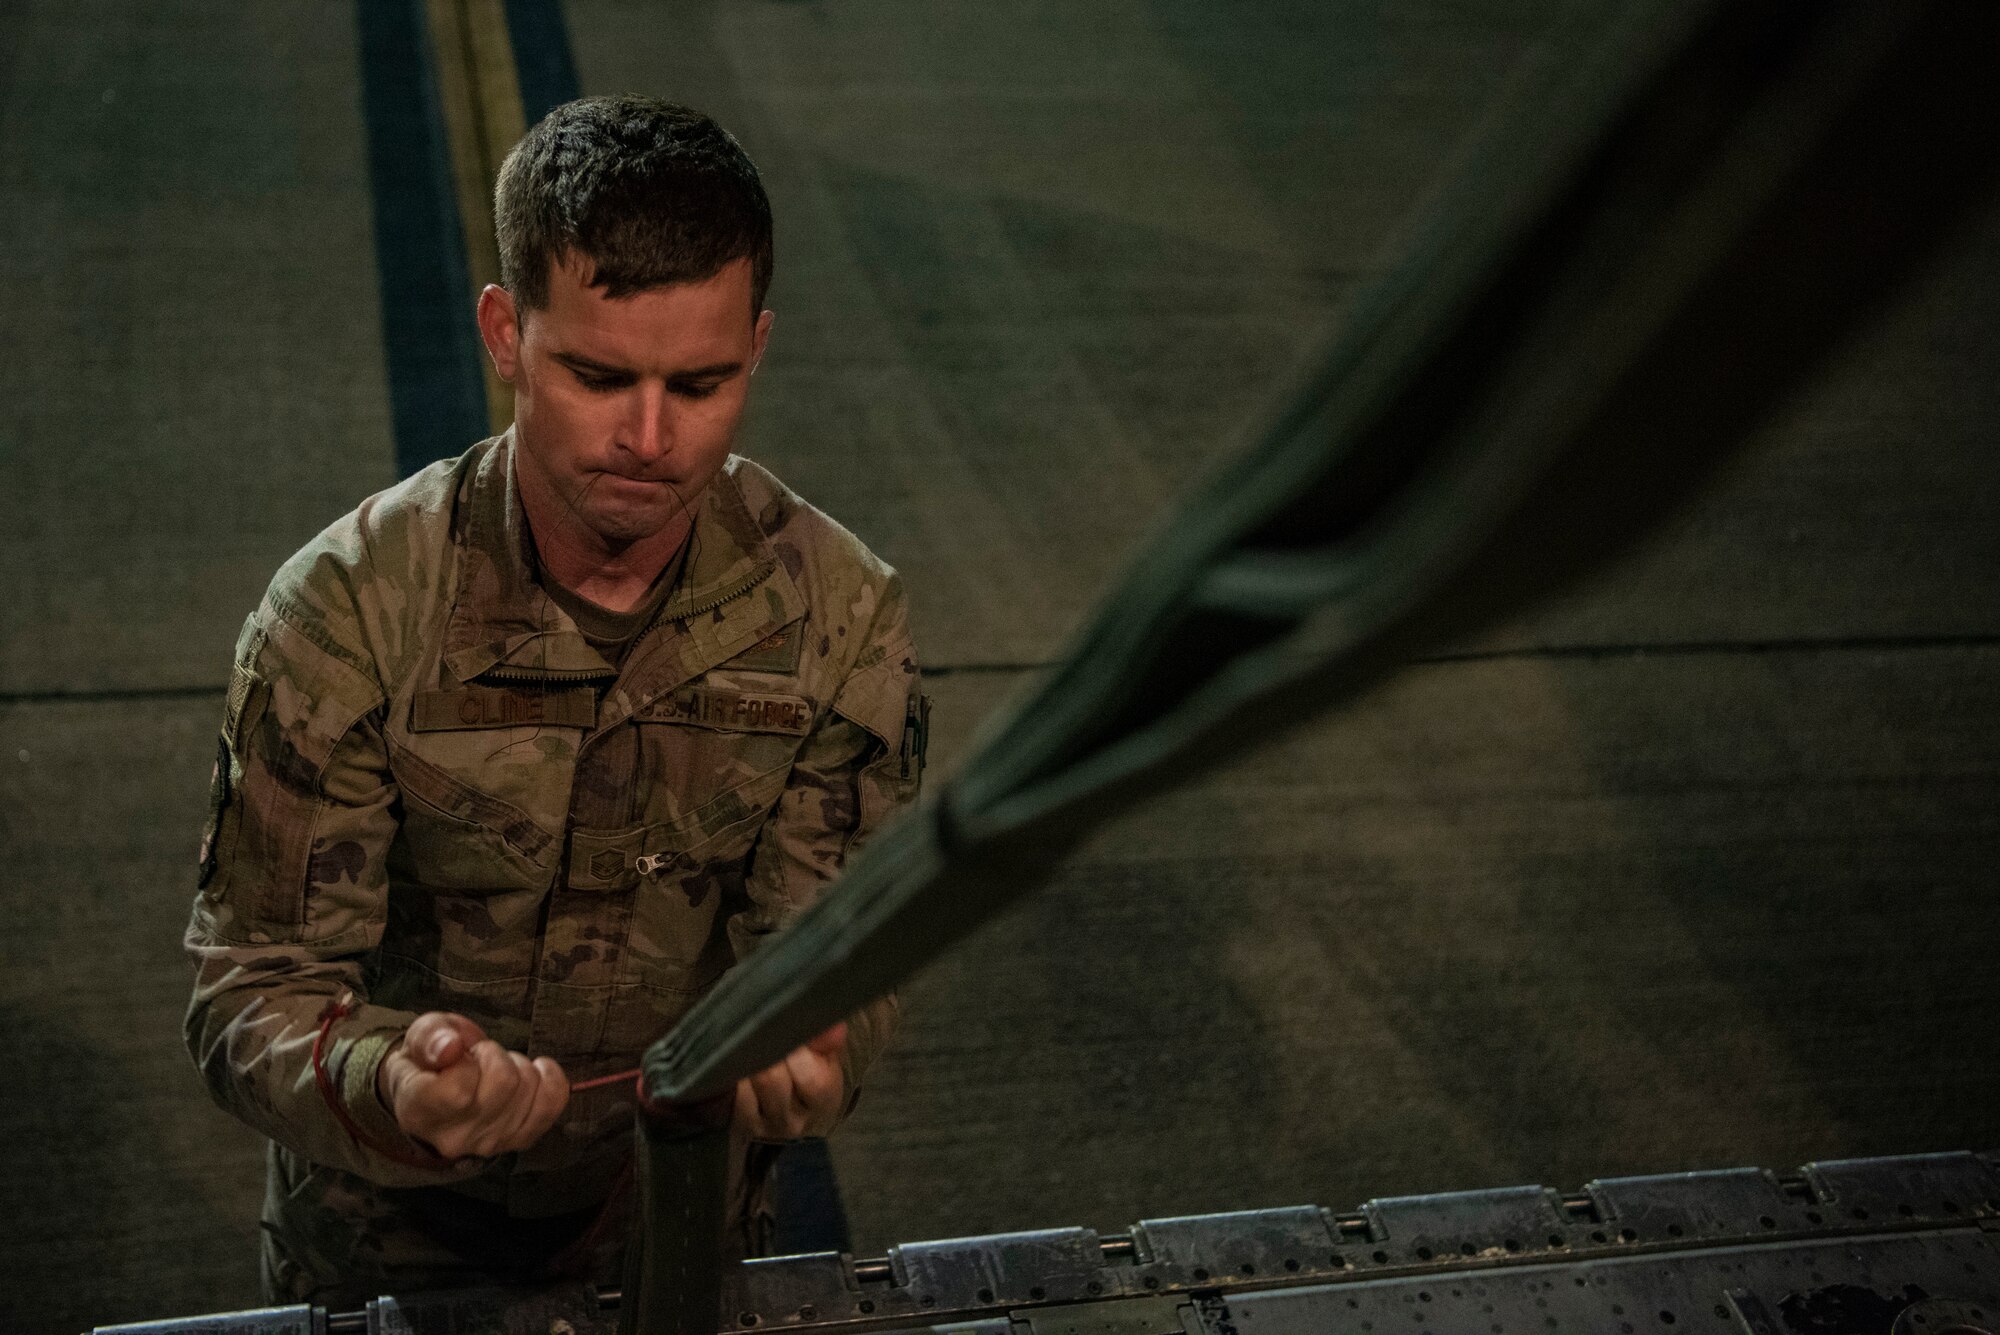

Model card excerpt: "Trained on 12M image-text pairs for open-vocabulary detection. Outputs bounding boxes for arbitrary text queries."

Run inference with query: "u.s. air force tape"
[634,687,814,735]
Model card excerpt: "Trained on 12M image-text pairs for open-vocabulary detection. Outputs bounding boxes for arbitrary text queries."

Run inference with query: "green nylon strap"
[639,0,2000,1107]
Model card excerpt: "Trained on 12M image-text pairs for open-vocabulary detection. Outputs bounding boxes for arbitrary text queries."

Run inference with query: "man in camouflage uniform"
[185,97,923,1304]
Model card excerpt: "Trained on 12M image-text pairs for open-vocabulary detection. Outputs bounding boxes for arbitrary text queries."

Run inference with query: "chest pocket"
[383,717,572,988]
[384,719,568,887]
[568,687,811,997]
[629,684,812,829]
[388,680,589,888]
[582,784,778,1054]
[572,765,793,1062]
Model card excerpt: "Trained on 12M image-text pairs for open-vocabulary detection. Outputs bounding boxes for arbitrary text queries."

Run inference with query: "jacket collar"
[441,434,802,703]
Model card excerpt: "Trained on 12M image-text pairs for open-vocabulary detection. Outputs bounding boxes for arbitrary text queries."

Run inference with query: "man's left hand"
[733,1022,847,1140]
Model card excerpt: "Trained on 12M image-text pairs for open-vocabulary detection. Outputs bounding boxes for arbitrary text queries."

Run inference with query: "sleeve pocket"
[830,637,925,830]
[207,613,382,941]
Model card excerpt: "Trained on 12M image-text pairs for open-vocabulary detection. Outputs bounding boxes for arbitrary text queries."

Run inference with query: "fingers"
[446,1043,552,1159]
[807,1022,848,1058]
[785,1043,845,1136]
[520,1056,571,1144]
[757,1063,802,1134]
[461,1039,524,1138]
[391,1044,481,1149]
[384,1014,570,1161]
[456,1045,531,1157]
[484,1055,570,1156]
[379,1021,478,1127]
[404,1011,488,1072]
[732,1040,847,1141]
[732,1068,793,1141]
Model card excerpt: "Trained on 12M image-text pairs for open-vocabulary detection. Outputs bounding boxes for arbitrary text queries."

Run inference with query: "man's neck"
[518,471,694,614]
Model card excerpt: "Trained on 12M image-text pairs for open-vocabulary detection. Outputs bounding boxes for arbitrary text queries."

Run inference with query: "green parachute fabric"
[641,0,2000,1107]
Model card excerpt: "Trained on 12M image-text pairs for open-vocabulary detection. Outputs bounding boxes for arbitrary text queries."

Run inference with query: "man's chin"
[584,508,675,546]
[580,490,697,546]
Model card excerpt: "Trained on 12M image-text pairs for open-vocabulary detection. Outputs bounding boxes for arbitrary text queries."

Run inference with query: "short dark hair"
[495,95,772,314]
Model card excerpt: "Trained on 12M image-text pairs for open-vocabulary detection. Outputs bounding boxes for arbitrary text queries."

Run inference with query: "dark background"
[2,2,1997,1331]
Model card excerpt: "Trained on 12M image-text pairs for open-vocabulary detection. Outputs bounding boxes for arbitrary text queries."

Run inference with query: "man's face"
[479,253,772,549]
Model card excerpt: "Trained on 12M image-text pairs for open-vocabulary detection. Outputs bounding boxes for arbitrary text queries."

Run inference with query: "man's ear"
[476,284,522,382]
[749,308,774,374]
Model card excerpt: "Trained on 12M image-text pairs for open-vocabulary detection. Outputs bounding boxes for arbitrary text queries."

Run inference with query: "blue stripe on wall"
[504,0,583,123]
[356,0,492,479]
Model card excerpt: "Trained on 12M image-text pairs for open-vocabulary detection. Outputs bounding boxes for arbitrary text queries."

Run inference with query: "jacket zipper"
[477,664,617,686]
[670,559,775,623]
[477,559,774,691]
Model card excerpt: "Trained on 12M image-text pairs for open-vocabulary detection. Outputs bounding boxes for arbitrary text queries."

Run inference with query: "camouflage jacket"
[185,434,922,1215]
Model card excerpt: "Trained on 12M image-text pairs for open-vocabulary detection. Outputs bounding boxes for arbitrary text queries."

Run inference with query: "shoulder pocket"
[198,629,272,891]
[205,613,382,939]
[831,635,927,809]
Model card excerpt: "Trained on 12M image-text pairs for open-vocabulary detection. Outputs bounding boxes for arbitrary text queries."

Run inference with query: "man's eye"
[673,382,722,400]
[566,364,628,391]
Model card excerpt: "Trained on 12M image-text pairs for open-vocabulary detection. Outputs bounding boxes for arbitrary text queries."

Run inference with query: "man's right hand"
[376,1012,570,1161]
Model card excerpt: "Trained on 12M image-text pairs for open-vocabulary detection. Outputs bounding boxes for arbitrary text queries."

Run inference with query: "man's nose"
[619,382,672,462]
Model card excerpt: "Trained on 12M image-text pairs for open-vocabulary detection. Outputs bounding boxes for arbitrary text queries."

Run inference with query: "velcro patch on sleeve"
[635,687,814,735]
[412,686,598,732]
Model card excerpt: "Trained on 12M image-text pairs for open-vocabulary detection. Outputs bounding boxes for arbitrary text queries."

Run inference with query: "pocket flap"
[567,766,789,893]
[566,824,664,892]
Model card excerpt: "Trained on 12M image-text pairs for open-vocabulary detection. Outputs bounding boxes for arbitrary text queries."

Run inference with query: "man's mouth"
[597,470,673,490]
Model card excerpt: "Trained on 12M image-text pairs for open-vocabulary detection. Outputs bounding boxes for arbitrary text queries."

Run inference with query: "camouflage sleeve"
[184,607,480,1187]
[729,573,926,1110]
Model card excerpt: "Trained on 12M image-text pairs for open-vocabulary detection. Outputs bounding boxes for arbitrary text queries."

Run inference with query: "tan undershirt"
[539,543,688,670]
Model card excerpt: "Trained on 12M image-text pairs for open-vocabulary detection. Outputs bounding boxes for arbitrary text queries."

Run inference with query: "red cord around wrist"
[311,991,456,1171]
